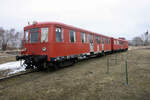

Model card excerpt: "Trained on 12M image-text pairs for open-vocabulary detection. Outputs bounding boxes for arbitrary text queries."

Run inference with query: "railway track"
[0,69,37,82]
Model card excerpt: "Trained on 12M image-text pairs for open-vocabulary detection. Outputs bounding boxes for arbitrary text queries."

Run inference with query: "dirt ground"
[0,48,150,100]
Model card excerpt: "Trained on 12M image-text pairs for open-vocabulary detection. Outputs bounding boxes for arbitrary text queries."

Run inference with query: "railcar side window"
[30,28,40,43]
[121,41,124,45]
[89,34,93,43]
[69,30,76,43]
[105,39,107,44]
[87,34,90,43]
[98,37,101,44]
[25,30,29,43]
[86,34,88,43]
[115,41,117,44]
[56,27,64,42]
[96,36,99,44]
[102,38,104,44]
[81,32,86,43]
[117,41,119,45]
[41,27,48,43]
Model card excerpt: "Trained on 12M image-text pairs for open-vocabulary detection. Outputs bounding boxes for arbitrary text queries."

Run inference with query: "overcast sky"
[0,0,150,40]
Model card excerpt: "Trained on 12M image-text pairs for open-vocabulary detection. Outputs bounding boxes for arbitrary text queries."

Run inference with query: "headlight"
[42,47,46,51]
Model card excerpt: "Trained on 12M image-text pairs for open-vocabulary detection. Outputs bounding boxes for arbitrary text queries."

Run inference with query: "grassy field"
[0,48,150,100]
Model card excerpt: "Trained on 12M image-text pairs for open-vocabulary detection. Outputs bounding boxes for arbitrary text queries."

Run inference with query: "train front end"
[16,22,50,70]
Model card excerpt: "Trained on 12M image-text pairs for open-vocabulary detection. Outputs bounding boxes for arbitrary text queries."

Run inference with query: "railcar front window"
[25,30,29,43]
[30,28,39,43]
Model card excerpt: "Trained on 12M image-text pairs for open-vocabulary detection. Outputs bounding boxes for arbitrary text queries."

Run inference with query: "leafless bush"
[141,31,150,46]
[130,30,150,46]
[132,36,143,46]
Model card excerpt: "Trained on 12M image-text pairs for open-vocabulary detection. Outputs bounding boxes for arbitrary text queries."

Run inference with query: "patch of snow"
[8,66,26,75]
[0,61,26,75]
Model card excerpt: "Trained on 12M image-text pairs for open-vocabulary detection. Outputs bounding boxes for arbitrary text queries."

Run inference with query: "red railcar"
[16,22,128,69]
[111,38,128,52]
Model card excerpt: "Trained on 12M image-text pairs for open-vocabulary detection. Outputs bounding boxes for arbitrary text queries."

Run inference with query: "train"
[16,22,128,70]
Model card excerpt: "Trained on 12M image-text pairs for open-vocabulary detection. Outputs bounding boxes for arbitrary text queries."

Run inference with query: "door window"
[56,27,64,42]
[41,27,48,42]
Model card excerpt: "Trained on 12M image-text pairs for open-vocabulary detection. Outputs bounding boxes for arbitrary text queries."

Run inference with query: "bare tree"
[0,27,9,51]
[2,30,10,51]
[141,30,149,46]
[0,27,5,50]
[0,27,24,51]
[18,31,24,49]
[132,36,143,46]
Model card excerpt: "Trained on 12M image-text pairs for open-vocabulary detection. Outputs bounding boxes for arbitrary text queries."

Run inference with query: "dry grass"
[0,48,150,100]
[0,51,17,64]
[0,57,16,64]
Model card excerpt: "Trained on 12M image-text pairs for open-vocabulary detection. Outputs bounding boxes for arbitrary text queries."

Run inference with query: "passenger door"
[90,42,94,52]
[97,45,99,52]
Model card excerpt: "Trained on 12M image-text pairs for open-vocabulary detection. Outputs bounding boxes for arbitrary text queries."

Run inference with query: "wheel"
[23,61,34,69]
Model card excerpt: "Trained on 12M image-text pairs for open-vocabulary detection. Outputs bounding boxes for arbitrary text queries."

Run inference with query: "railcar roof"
[24,22,111,38]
